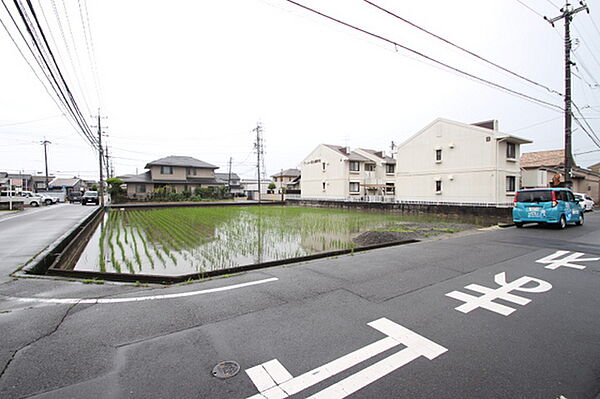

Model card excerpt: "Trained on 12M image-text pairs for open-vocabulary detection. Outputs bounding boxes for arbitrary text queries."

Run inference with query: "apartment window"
[385,183,395,194]
[435,180,442,192]
[349,161,360,172]
[506,176,516,192]
[161,166,173,174]
[435,149,442,162]
[322,182,326,190]
[385,164,395,174]
[322,162,326,171]
[506,142,516,159]
[136,184,146,193]
[365,163,375,172]
[349,182,360,193]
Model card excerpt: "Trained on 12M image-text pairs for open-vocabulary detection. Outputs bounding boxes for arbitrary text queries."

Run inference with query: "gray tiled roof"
[271,168,300,178]
[49,178,80,188]
[145,156,218,169]
[215,172,240,181]
[119,172,152,183]
[358,149,396,164]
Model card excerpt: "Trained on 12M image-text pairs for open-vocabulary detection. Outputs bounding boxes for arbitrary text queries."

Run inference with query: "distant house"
[521,149,600,203]
[301,144,394,199]
[588,161,600,174]
[1,173,33,191]
[215,172,243,196]
[32,175,55,191]
[48,177,82,194]
[271,168,301,193]
[395,118,531,204]
[119,155,225,199]
[240,179,273,200]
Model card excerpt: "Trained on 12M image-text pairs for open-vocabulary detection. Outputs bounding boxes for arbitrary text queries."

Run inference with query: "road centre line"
[2,277,278,304]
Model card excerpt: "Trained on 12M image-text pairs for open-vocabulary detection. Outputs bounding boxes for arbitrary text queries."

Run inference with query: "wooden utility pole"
[544,1,589,188]
[105,145,110,179]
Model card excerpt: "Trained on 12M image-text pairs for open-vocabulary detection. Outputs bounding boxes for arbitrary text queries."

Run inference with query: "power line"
[283,0,564,113]
[0,113,62,127]
[515,0,545,18]
[0,0,97,149]
[363,0,563,97]
[507,116,562,133]
[78,0,102,107]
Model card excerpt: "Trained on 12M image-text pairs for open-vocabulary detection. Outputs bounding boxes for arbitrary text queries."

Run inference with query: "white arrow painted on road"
[245,318,447,399]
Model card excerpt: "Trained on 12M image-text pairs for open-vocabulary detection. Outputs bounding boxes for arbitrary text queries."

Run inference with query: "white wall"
[301,145,353,198]
[395,119,524,203]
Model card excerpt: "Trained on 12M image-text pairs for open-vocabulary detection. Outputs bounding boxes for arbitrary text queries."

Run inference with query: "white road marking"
[446,272,552,316]
[536,250,600,270]
[0,203,67,223]
[3,277,278,304]
[245,318,447,399]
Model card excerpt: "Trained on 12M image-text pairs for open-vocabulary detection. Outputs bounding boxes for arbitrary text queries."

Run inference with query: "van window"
[517,190,552,203]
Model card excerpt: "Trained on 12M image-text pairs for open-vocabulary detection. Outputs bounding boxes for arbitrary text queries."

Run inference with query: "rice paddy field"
[73,206,472,276]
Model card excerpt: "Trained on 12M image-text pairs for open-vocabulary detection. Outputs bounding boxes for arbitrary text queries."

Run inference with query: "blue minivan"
[512,188,584,229]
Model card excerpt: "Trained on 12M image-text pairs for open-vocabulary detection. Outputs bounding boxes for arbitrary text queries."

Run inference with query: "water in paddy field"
[73,206,458,276]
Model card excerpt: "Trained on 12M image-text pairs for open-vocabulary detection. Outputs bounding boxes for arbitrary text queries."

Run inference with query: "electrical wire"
[515,0,545,18]
[363,0,563,97]
[572,102,600,147]
[283,0,564,113]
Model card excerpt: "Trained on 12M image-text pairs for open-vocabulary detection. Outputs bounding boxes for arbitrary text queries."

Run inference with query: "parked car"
[67,191,82,203]
[0,190,41,207]
[512,188,584,229]
[22,191,58,205]
[574,192,595,212]
[81,191,99,205]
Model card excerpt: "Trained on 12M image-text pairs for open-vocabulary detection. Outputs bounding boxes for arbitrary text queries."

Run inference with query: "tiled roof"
[145,156,218,169]
[358,148,397,164]
[271,168,300,178]
[215,172,240,181]
[49,178,80,188]
[520,150,565,168]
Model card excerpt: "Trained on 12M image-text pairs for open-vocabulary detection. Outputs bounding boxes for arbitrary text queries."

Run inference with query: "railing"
[285,195,513,208]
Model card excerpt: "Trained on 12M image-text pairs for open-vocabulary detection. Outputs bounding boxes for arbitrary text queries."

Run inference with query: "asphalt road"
[0,210,598,398]
[0,204,98,283]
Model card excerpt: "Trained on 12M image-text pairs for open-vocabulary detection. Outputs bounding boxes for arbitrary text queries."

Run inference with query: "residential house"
[215,172,243,196]
[521,149,600,203]
[119,156,224,199]
[32,174,55,191]
[589,161,600,173]
[271,169,301,194]
[48,177,82,195]
[353,149,396,196]
[301,144,394,199]
[0,173,33,191]
[395,118,531,204]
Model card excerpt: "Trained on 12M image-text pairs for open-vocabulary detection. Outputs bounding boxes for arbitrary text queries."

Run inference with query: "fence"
[286,195,513,208]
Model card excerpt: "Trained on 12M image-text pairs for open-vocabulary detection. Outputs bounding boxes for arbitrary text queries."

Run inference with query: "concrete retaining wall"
[286,199,512,224]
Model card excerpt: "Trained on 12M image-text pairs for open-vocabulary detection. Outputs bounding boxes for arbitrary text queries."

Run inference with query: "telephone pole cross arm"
[544,1,589,188]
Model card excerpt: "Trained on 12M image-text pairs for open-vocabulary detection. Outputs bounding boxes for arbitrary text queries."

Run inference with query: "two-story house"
[271,169,301,193]
[301,144,393,199]
[215,172,243,196]
[120,156,224,199]
[353,149,396,196]
[395,118,531,204]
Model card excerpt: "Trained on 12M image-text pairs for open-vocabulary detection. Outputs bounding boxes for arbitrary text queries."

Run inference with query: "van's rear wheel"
[557,215,567,229]
[575,213,584,226]
[515,222,523,228]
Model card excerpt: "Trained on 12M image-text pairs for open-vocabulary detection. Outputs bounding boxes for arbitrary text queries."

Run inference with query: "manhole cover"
[212,361,240,379]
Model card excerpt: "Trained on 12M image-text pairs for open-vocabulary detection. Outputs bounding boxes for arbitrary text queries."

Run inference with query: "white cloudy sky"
[1,0,599,180]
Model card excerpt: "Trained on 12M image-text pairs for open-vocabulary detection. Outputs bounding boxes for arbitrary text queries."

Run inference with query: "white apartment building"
[301,144,395,199]
[395,118,531,204]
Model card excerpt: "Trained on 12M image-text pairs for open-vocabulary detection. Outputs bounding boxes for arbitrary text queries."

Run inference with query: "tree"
[106,178,125,203]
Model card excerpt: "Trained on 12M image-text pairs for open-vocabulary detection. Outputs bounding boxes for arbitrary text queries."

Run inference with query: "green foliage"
[268,183,276,190]
[106,177,125,203]
[91,184,98,191]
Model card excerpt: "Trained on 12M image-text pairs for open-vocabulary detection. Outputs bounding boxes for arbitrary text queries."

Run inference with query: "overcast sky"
[1,0,600,180]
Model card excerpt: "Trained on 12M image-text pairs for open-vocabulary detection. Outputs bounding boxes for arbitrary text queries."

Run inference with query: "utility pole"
[40,139,51,190]
[95,111,105,206]
[253,122,263,203]
[545,1,589,188]
[105,145,110,179]
[390,140,396,159]
[227,156,233,197]
[280,168,284,202]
